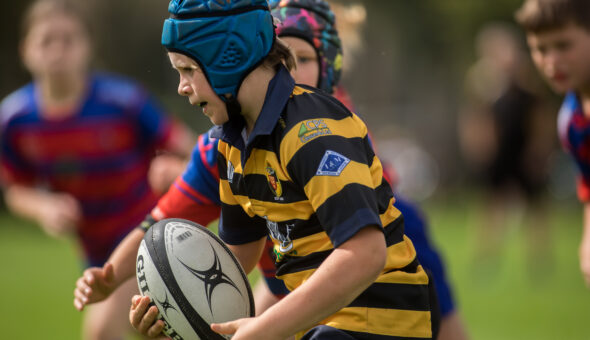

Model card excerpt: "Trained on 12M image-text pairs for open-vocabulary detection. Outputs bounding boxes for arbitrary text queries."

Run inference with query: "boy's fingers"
[146,316,165,337]
[137,305,161,334]
[73,287,89,304]
[211,320,238,335]
[76,276,91,294]
[73,297,84,311]
[130,296,152,329]
[103,262,115,283]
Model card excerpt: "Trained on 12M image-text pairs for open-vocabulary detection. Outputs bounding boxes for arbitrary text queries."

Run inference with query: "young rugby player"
[515,0,590,287]
[76,1,442,338]
[133,0,433,338]
[0,0,193,339]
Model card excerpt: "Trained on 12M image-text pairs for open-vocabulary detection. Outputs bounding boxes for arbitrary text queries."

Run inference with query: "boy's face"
[527,22,590,94]
[21,13,90,81]
[168,52,228,126]
[281,36,320,89]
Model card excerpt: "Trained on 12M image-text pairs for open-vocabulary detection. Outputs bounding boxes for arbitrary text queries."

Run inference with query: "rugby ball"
[136,218,255,340]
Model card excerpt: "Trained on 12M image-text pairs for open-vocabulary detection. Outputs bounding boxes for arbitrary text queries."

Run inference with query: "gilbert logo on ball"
[136,218,254,340]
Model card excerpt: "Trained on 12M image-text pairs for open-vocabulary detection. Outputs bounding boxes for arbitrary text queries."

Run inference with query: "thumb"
[211,320,238,335]
[103,262,115,284]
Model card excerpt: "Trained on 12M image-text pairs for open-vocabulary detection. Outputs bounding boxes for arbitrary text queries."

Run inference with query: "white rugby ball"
[136,218,254,340]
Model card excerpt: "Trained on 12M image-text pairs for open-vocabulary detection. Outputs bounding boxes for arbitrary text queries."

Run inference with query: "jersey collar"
[211,65,294,149]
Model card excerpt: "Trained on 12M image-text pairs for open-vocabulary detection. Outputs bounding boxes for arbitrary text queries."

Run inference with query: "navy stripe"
[349,282,431,311]
[315,183,380,246]
[376,180,395,214]
[242,173,308,204]
[281,88,352,133]
[383,216,405,247]
[275,249,333,277]
[340,329,431,340]
[219,203,268,245]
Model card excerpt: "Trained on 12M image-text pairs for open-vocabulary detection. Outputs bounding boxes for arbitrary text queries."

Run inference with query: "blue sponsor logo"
[316,150,350,176]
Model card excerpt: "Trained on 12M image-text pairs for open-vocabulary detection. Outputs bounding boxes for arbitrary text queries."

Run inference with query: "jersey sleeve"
[0,127,35,186]
[0,93,36,186]
[217,140,268,245]
[151,132,221,225]
[557,92,576,152]
[283,114,384,248]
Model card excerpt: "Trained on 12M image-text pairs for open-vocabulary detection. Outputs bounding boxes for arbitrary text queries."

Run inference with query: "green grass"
[0,193,589,339]
[424,192,590,340]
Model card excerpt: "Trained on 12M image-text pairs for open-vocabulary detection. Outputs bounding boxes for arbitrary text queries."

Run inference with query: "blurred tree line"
[0,0,560,193]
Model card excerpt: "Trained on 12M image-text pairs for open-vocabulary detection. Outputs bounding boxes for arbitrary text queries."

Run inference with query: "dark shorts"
[301,325,436,340]
[301,326,358,340]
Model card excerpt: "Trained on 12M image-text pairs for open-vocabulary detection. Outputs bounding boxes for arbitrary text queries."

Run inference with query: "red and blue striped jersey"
[0,73,176,266]
[558,92,590,201]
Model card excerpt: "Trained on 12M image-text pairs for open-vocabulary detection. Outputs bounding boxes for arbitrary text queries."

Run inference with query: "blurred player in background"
[0,0,194,339]
[515,0,590,287]
[458,22,556,277]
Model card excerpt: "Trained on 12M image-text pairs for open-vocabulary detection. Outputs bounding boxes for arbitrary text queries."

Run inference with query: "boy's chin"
[548,82,572,95]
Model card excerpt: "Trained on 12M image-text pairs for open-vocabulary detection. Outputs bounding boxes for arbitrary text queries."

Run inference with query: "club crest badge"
[316,150,350,176]
[265,163,282,199]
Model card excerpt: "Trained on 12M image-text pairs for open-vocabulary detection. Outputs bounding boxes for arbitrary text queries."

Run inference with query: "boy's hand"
[73,262,116,311]
[130,295,165,338]
[37,192,81,237]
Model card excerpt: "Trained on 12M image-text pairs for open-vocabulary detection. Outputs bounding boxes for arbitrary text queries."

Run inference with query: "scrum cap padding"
[162,0,275,99]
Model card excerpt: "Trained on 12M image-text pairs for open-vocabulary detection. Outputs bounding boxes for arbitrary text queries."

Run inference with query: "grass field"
[1,193,589,339]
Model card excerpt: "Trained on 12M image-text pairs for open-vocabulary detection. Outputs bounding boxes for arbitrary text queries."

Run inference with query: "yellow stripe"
[219,180,258,217]
[248,197,314,221]
[370,155,384,184]
[280,114,368,167]
[271,231,333,259]
[276,268,316,292]
[304,160,375,210]
[320,307,432,338]
[291,85,314,96]
[384,235,417,269]
[245,148,291,180]
[380,201,402,227]
[377,265,430,285]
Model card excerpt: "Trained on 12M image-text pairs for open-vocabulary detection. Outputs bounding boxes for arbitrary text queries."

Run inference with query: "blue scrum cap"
[162,0,275,100]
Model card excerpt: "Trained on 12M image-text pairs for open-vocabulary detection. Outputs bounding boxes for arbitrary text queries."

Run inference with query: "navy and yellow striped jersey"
[212,65,432,339]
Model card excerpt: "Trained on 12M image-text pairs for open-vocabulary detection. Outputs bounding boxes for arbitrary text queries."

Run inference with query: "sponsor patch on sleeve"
[316,150,350,176]
[298,119,332,143]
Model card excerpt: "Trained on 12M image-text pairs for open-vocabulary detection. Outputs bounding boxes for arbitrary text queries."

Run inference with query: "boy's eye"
[555,40,571,52]
[298,56,314,64]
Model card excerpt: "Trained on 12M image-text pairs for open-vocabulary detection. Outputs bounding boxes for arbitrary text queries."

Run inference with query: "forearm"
[227,237,267,274]
[106,227,146,287]
[4,185,57,223]
[255,226,386,338]
[4,185,49,222]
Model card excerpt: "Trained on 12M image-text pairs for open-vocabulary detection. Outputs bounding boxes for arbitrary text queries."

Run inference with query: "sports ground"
[1,191,589,339]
